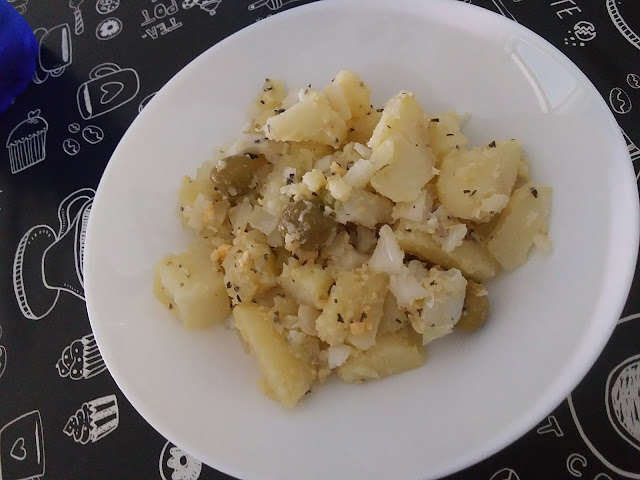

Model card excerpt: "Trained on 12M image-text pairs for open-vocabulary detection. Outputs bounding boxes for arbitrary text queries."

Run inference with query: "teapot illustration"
[13,188,94,320]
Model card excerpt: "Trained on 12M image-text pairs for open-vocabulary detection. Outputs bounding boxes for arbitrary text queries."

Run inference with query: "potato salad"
[153,71,552,408]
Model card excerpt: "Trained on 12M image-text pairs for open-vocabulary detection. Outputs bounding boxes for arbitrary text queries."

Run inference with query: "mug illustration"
[159,441,202,480]
[32,24,72,85]
[6,110,48,174]
[568,313,640,479]
[96,17,123,40]
[489,467,520,480]
[8,0,28,15]
[96,0,119,14]
[76,63,140,120]
[56,333,106,380]
[607,0,640,51]
[248,0,300,11]
[13,188,94,320]
[63,395,119,444]
[0,411,45,480]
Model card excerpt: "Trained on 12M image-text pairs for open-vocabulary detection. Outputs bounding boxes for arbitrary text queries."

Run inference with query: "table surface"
[1,0,639,479]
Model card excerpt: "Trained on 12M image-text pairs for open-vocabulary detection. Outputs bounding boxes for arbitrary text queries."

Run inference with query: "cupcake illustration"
[6,109,48,174]
[63,395,119,444]
[56,333,106,380]
[13,188,94,320]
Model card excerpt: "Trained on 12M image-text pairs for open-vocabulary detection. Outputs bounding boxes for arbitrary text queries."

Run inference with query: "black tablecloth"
[1,1,639,479]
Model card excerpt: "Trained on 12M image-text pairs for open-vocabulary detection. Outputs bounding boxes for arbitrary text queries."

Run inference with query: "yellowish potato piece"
[346,109,382,145]
[368,92,435,202]
[264,90,347,147]
[337,327,426,383]
[153,244,230,329]
[427,110,468,162]
[246,78,287,132]
[288,142,335,163]
[487,183,552,270]
[278,261,334,309]
[437,140,521,222]
[234,304,315,408]
[456,280,490,332]
[323,70,372,121]
[315,268,387,346]
[333,188,393,229]
[394,223,500,282]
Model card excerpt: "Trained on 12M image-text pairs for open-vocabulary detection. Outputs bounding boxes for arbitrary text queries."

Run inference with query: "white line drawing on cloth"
[138,91,157,112]
[490,0,517,22]
[536,415,564,437]
[32,24,72,84]
[0,324,6,380]
[6,110,48,174]
[568,312,640,479]
[594,475,614,480]
[68,123,81,134]
[82,125,104,144]
[56,333,106,380]
[606,353,640,452]
[0,410,45,480]
[0,189,3,212]
[96,0,119,14]
[628,73,640,89]
[565,21,597,47]
[69,0,85,35]
[159,441,202,480]
[62,138,81,156]
[609,87,633,114]
[141,0,179,25]
[621,127,640,162]
[489,467,520,480]
[77,63,140,120]
[13,188,94,320]
[248,0,301,12]
[96,17,123,40]
[8,0,28,15]
[607,0,640,51]
[566,453,587,477]
[186,0,222,15]
[63,395,119,444]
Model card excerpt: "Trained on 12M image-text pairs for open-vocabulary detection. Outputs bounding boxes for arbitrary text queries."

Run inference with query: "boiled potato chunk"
[456,280,490,332]
[394,222,500,282]
[346,109,382,145]
[278,261,334,309]
[337,327,426,383]
[368,92,435,202]
[334,188,393,229]
[437,140,521,222]
[246,78,287,132]
[234,304,315,408]
[487,183,552,270]
[315,268,388,346]
[323,70,372,121]
[153,244,230,329]
[264,90,347,147]
[427,111,468,162]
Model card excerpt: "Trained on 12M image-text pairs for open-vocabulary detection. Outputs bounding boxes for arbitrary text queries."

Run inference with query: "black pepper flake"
[446,133,454,137]
[531,187,538,198]
[430,280,437,286]
[430,118,440,123]
[263,254,268,261]
[233,285,240,293]
[312,192,318,197]
[254,139,261,144]
[463,189,471,194]
[292,253,299,260]
[455,145,460,149]
[236,295,242,303]
[267,124,271,133]
[308,84,312,88]
[334,298,338,304]
[417,308,423,316]
[260,100,265,105]
[488,140,496,148]
[286,177,294,185]
[180,282,184,287]
[319,204,325,212]
[291,279,295,283]
[349,127,355,132]
[470,189,477,197]
[168,303,174,310]
[265,86,273,91]
[376,108,384,112]
[334,137,340,144]
[366,111,371,116]
[337,314,344,323]
[360,312,367,321]
[274,108,285,114]
[246,153,259,159]
[305,389,312,395]
[395,319,402,324]
[179,206,184,211]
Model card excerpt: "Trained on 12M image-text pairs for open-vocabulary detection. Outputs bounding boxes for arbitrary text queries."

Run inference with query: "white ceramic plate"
[84,1,639,479]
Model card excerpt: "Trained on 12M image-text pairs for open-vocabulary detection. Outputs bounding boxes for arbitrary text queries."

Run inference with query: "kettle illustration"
[13,188,94,320]
[32,24,72,84]
[76,63,140,120]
